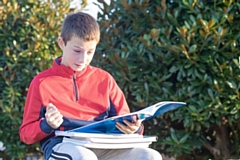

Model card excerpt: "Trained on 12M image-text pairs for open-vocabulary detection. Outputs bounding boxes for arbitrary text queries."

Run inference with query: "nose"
[78,52,88,63]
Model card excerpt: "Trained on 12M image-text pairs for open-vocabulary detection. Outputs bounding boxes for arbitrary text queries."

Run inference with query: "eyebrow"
[73,46,83,49]
[73,46,95,51]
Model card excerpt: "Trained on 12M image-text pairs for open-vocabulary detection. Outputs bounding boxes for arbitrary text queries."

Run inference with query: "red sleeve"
[108,75,130,115]
[19,78,52,144]
[108,75,144,135]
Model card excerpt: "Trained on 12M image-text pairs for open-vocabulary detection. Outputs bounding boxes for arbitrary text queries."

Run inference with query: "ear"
[58,37,65,49]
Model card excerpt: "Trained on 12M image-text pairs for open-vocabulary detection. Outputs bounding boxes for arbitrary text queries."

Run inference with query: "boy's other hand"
[45,103,63,129]
[116,117,142,134]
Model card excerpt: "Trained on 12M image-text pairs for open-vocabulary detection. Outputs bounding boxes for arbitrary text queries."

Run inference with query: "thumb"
[47,103,56,111]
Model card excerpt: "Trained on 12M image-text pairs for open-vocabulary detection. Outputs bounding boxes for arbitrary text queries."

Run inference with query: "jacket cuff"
[40,118,54,134]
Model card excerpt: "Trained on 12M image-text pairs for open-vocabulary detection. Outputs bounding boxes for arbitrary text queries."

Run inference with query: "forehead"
[67,36,98,49]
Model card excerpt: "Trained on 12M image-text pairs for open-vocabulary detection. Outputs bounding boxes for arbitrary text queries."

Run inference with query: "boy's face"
[58,36,97,71]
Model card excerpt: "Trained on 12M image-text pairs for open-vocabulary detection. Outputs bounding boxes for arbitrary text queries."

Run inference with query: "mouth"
[75,64,85,67]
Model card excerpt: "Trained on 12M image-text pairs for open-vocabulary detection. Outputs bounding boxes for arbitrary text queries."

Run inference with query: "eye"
[74,50,81,53]
[87,52,94,55]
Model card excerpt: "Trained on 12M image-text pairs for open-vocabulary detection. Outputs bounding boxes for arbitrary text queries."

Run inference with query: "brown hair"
[60,12,100,44]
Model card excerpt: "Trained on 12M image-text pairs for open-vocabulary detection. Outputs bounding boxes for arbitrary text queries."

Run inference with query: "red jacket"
[19,57,141,159]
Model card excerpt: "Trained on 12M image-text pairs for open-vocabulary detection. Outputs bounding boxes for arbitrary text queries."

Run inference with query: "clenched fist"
[45,103,63,129]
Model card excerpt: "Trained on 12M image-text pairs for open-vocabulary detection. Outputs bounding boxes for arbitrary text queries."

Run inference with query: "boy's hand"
[116,116,142,134]
[45,103,63,129]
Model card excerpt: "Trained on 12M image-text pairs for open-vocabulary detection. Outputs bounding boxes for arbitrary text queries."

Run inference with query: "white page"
[62,137,151,149]
[55,131,143,139]
[89,136,157,144]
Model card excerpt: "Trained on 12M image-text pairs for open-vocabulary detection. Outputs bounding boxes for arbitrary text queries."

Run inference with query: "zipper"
[73,72,79,101]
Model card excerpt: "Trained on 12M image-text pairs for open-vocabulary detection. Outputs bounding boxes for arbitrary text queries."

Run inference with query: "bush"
[95,0,240,159]
[0,0,70,158]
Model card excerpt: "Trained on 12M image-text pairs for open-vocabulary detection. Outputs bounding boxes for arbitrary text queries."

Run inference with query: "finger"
[123,120,141,129]
[123,120,136,127]
[48,110,61,119]
[131,115,137,123]
[48,112,63,123]
[116,124,132,134]
[45,110,55,120]
[52,117,63,127]
[121,120,141,133]
[45,104,63,129]
[116,122,128,128]
[116,122,136,134]
[134,119,142,126]
[47,103,56,111]
[47,114,63,128]
[46,104,59,118]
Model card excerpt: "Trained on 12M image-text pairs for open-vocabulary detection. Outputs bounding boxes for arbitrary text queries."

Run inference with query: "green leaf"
[179,134,189,144]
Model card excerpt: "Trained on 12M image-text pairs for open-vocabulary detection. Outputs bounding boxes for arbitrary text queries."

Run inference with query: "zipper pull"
[73,72,76,79]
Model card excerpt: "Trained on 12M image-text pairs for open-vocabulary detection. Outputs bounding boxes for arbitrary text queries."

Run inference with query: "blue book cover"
[65,101,186,134]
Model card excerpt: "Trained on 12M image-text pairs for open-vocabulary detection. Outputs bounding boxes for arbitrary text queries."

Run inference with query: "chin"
[75,67,85,71]
[71,64,87,72]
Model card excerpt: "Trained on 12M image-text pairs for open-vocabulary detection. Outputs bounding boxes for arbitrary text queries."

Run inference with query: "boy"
[19,12,162,160]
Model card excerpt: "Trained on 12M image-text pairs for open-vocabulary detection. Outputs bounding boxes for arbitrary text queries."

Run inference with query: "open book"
[56,101,185,134]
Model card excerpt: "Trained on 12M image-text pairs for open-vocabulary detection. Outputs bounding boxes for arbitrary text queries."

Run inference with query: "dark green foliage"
[1,0,240,159]
[95,0,240,159]
[0,0,70,159]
